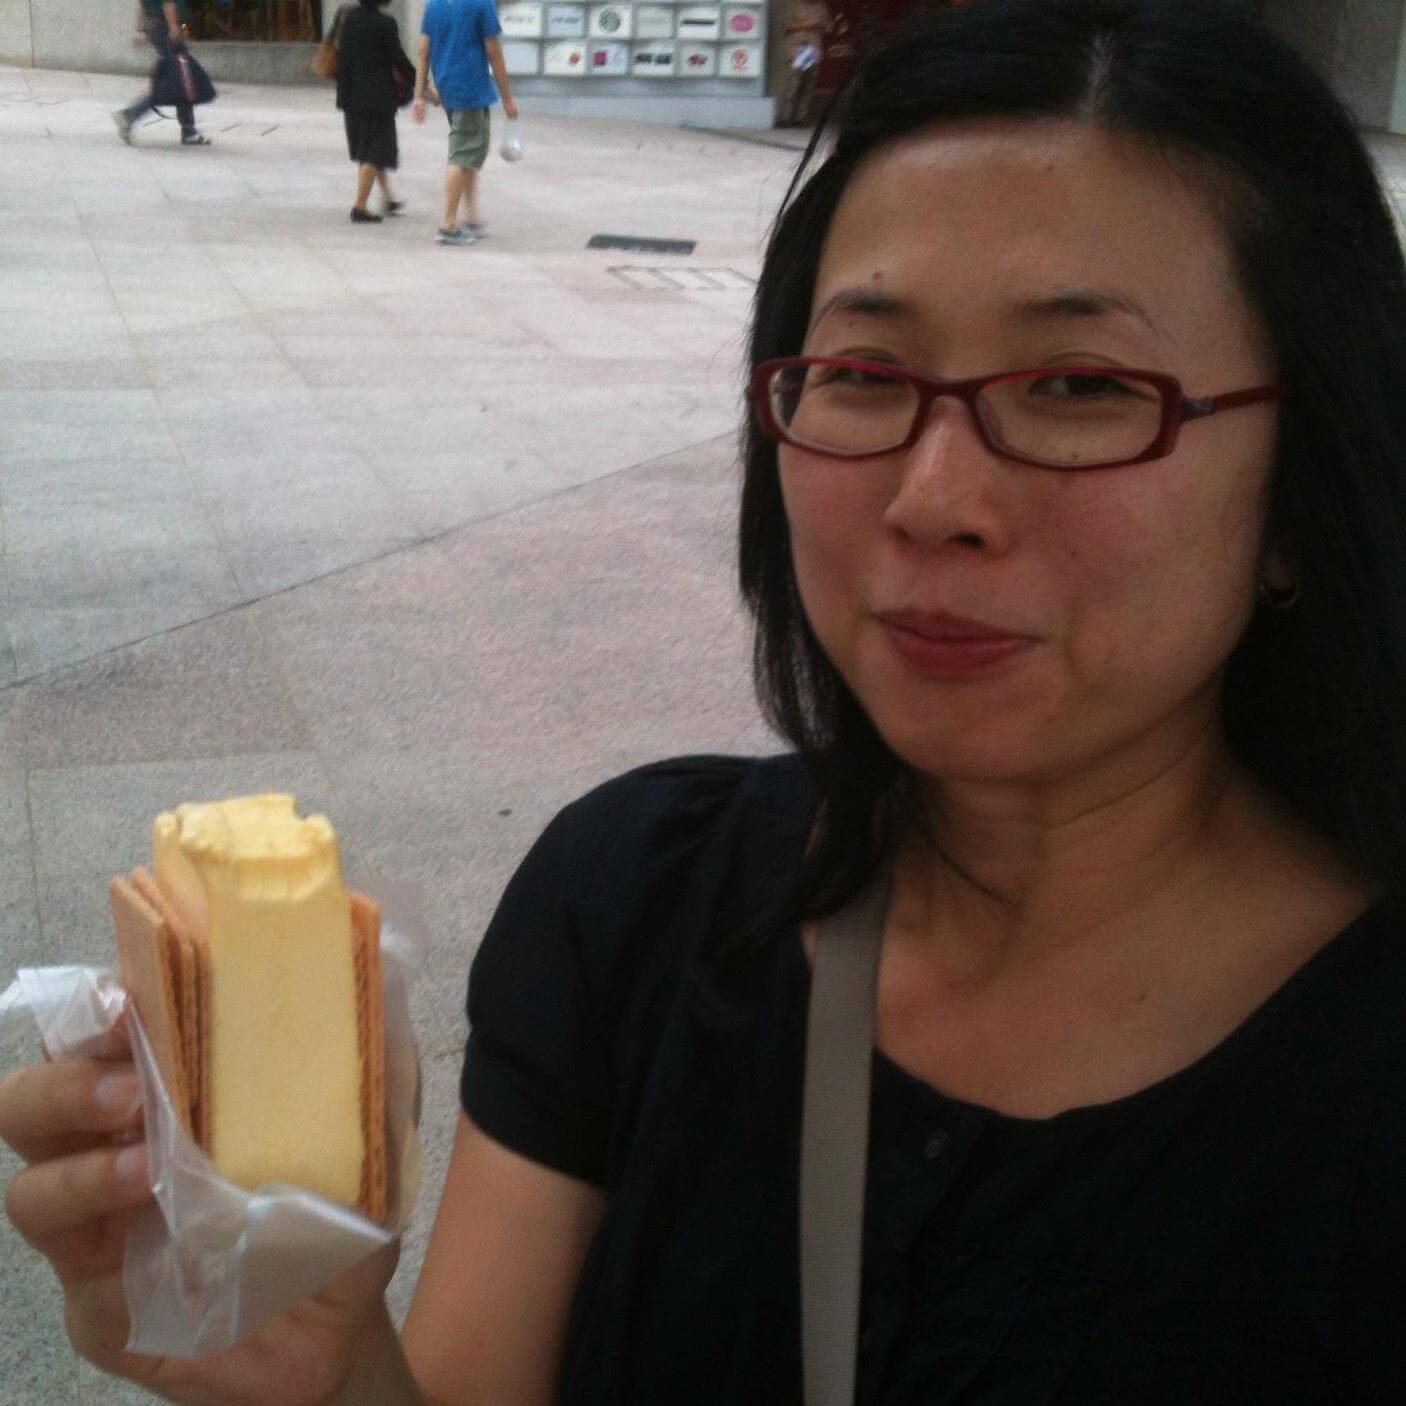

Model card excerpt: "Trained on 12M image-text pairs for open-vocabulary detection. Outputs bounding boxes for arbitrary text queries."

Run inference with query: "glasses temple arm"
[1179,385,1280,422]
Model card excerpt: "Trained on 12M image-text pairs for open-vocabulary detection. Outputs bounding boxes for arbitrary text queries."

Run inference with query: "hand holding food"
[0,793,408,1405]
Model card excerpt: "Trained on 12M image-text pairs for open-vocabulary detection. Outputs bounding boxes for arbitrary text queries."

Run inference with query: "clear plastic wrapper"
[500,117,525,162]
[0,884,425,1359]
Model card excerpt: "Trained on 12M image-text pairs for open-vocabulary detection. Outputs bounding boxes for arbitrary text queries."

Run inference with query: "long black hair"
[736,0,1406,949]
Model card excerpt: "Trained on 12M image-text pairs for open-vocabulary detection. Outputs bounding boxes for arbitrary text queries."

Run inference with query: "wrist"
[330,1305,426,1406]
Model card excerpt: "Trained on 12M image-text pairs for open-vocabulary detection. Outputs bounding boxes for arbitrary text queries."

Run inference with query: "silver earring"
[1258,578,1300,610]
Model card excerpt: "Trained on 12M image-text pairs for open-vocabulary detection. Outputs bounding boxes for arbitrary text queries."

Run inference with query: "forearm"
[487,43,513,107]
[333,1303,429,1406]
[415,36,430,98]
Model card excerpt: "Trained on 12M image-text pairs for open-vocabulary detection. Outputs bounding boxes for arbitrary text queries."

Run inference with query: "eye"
[1024,372,1148,401]
[811,361,906,390]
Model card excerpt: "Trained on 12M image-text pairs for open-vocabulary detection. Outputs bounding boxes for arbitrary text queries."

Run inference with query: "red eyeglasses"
[752,357,1280,470]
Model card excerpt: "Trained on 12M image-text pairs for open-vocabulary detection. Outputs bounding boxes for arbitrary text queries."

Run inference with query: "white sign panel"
[723,5,762,39]
[678,42,716,76]
[676,5,721,41]
[634,4,674,38]
[499,2,544,37]
[545,3,586,36]
[588,3,633,38]
[501,38,541,72]
[588,40,629,74]
[719,41,761,77]
[630,40,676,76]
[543,39,588,74]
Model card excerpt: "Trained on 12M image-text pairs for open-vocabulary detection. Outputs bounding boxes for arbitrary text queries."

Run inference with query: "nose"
[881,393,1015,553]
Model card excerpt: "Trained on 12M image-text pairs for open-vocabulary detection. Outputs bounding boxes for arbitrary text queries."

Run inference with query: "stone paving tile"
[27,751,331,883]
[0,65,793,683]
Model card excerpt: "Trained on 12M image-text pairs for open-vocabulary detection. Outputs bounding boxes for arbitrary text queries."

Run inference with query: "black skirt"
[344,111,397,170]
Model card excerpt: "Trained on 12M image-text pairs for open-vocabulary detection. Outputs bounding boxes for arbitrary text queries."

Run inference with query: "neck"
[899,714,1294,982]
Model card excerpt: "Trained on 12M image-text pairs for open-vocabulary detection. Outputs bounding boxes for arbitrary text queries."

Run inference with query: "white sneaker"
[434,227,476,245]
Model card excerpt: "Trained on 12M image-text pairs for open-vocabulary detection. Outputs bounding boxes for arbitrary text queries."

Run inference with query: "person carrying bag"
[112,0,213,146]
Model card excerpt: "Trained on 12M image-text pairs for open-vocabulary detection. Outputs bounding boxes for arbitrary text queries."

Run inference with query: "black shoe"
[350,206,383,223]
[181,130,211,146]
[384,199,406,216]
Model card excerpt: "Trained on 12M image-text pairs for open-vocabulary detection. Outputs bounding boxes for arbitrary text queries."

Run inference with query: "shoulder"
[551,752,809,886]
[486,752,812,978]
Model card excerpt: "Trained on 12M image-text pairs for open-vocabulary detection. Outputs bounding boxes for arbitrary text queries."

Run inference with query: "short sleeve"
[480,0,502,41]
[459,754,809,1192]
[461,802,610,1186]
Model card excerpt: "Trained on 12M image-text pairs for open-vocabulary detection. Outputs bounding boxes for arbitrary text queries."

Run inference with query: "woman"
[335,0,413,224]
[6,0,1406,1400]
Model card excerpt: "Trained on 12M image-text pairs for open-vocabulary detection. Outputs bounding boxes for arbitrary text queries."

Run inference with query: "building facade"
[1,0,1404,134]
[0,0,772,126]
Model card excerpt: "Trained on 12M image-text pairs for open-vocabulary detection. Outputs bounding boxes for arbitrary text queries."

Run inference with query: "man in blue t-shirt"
[413,0,519,246]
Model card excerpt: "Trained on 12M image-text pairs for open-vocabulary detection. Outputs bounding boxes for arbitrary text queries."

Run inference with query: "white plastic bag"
[500,117,524,163]
[0,885,426,1359]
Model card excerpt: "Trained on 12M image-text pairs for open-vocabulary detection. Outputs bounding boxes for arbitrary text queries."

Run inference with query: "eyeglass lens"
[769,364,1167,466]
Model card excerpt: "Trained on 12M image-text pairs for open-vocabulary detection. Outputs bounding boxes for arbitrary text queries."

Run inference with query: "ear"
[1259,543,1294,595]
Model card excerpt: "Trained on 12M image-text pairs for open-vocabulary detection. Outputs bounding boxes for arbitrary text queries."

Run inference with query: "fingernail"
[115,1143,148,1187]
[95,1071,142,1119]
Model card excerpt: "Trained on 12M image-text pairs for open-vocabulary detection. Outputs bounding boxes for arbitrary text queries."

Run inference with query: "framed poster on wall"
[676,5,721,41]
[588,3,633,38]
[719,41,761,77]
[544,38,588,73]
[545,3,586,36]
[588,40,629,74]
[501,37,541,71]
[634,4,674,38]
[678,42,716,75]
[630,39,676,75]
[499,2,545,37]
[722,5,763,39]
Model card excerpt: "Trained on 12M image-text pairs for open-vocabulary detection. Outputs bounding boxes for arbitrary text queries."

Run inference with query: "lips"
[875,608,1036,678]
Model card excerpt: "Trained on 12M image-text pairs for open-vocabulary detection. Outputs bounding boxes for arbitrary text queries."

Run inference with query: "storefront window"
[187,0,322,41]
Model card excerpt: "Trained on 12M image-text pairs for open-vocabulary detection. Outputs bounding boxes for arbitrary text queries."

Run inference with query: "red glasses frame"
[751,357,1281,469]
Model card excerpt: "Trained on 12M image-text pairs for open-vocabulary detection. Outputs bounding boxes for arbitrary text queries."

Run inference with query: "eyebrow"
[809,284,1165,338]
[1010,288,1164,336]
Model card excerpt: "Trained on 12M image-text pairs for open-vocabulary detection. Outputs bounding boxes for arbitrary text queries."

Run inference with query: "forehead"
[815,118,1253,353]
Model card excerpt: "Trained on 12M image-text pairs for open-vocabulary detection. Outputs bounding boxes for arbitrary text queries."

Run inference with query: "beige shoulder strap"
[800,877,889,1406]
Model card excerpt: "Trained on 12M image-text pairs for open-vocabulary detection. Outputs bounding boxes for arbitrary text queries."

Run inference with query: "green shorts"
[446,108,490,170]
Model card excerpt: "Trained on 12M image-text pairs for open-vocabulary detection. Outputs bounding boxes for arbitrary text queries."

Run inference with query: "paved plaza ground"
[0,65,788,1404]
[2,60,1406,1405]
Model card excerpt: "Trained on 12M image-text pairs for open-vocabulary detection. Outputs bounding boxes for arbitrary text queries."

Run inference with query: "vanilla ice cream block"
[111,794,386,1222]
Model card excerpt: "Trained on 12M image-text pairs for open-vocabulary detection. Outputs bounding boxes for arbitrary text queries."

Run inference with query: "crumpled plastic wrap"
[0,884,426,1359]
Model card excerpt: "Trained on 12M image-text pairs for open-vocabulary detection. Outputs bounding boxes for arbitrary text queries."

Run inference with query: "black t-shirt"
[461,754,1406,1403]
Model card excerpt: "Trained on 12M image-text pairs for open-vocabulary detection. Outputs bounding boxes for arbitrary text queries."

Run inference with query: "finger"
[5,1142,152,1251]
[0,1060,144,1165]
[64,1268,136,1365]
[41,1011,133,1065]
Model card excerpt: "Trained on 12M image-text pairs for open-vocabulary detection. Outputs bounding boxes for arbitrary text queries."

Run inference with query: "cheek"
[1049,464,1267,679]
[779,451,889,616]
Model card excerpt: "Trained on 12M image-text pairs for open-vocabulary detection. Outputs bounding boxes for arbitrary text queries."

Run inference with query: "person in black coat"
[334,0,414,223]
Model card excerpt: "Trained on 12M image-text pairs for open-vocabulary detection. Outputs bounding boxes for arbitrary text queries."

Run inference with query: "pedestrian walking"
[335,0,416,224]
[412,0,519,246]
[112,0,212,147]
[777,0,830,127]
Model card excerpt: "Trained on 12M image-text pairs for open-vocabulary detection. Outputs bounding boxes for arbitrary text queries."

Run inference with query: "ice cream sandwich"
[110,794,387,1223]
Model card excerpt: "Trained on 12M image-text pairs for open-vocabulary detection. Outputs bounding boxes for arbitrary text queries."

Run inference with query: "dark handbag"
[392,58,414,107]
[151,47,217,107]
